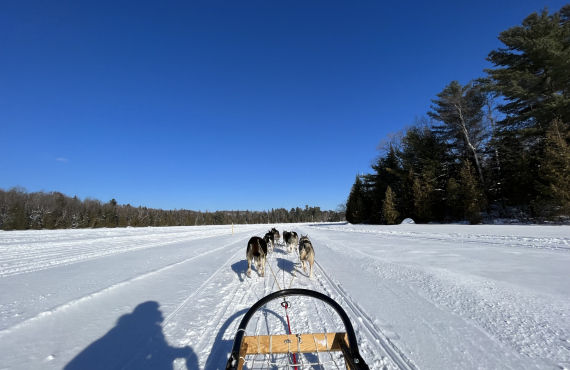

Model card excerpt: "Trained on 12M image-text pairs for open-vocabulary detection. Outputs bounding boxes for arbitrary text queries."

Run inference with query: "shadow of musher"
[65,301,198,370]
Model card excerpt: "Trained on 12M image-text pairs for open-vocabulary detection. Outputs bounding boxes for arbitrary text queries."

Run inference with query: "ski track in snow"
[0,223,569,369]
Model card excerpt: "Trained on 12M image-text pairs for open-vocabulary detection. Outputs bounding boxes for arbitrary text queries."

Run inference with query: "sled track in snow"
[128,234,418,370]
[314,260,417,370]
[168,236,282,369]
[222,245,352,369]
[0,229,242,277]
[163,235,252,326]
[120,234,258,369]
[0,236,251,338]
[213,239,417,369]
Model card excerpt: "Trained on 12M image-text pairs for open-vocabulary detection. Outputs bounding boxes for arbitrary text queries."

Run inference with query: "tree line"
[347,5,570,224]
[0,188,344,230]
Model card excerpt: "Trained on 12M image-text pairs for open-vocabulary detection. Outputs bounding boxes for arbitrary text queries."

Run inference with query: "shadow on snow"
[64,301,197,370]
[276,257,297,276]
[231,260,248,282]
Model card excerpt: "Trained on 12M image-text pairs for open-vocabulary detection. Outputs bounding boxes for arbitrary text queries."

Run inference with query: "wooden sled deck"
[234,331,366,369]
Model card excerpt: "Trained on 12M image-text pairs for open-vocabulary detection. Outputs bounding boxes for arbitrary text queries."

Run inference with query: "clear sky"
[1,0,567,211]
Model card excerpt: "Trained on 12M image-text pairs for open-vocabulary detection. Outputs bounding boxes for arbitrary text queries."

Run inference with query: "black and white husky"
[271,227,280,245]
[298,235,315,278]
[246,236,268,277]
[263,232,274,252]
[283,231,299,253]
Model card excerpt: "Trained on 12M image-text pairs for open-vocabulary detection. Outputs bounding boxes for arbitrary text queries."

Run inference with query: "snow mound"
[400,218,415,224]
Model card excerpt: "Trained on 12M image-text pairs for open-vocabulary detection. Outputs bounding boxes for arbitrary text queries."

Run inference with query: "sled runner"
[226,288,369,369]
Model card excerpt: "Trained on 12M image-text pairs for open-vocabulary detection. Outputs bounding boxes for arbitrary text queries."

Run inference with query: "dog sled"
[225,288,369,369]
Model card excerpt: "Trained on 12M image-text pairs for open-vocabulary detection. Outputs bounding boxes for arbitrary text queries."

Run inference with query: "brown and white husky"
[298,235,315,278]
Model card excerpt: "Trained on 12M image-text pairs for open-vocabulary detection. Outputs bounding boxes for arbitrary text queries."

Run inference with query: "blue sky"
[1,0,567,211]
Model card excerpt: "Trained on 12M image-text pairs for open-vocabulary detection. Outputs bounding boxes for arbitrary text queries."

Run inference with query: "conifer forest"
[346,5,570,224]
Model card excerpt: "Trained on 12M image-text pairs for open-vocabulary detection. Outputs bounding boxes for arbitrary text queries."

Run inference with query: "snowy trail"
[1,223,569,369]
[299,224,570,369]
[168,237,403,369]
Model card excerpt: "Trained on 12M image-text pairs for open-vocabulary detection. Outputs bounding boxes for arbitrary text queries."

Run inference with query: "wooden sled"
[225,288,369,370]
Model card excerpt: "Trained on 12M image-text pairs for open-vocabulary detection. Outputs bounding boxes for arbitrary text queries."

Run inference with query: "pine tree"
[485,5,570,212]
[486,5,570,134]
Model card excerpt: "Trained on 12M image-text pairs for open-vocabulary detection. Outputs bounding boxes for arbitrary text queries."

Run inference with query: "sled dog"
[263,232,274,252]
[298,235,315,278]
[246,236,268,277]
[271,227,280,245]
[283,231,299,253]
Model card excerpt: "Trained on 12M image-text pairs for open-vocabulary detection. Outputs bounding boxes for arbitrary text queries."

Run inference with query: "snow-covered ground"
[0,223,569,369]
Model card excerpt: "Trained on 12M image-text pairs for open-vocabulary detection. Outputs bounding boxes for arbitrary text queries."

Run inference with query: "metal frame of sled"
[226,288,369,370]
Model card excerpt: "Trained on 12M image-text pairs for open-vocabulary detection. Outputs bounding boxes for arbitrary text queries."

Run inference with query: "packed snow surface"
[0,223,569,369]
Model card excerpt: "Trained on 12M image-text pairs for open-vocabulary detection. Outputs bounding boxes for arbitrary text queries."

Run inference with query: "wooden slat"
[237,342,247,370]
[239,332,348,355]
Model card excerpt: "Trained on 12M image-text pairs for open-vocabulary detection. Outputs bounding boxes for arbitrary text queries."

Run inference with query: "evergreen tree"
[382,186,399,225]
[370,145,402,223]
[346,176,366,224]
[412,169,436,222]
[459,161,485,224]
[486,5,570,134]
[485,5,570,211]
[445,177,462,221]
[428,81,488,185]
[400,123,449,221]
[534,119,570,217]
[488,129,534,207]
[400,169,416,220]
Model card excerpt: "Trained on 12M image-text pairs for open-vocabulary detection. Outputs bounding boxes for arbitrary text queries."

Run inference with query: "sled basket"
[225,288,369,370]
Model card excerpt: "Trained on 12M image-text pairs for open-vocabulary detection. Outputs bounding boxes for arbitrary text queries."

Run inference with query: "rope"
[267,259,283,291]
[281,300,298,369]
[267,248,299,367]
[249,236,318,369]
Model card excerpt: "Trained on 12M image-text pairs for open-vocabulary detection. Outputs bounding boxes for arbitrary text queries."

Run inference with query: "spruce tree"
[382,186,399,225]
[413,169,436,222]
[534,119,570,217]
[370,145,402,223]
[400,123,449,221]
[445,177,462,221]
[346,176,366,224]
[460,161,485,224]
